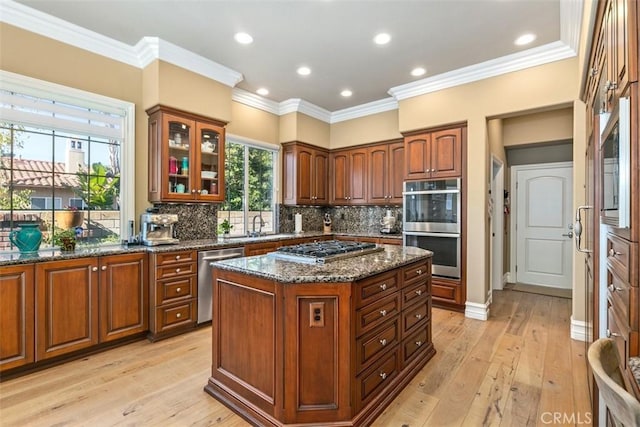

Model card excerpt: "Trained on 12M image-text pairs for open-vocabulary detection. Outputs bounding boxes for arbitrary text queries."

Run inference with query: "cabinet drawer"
[403,261,429,285]
[157,275,196,305]
[432,277,461,304]
[355,270,398,308]
[402,322,431,366]
[356,349,399,410]
[608,306,628,370]
[356,318,399,374]
[355,293,400,336]
[606,234,633,283]
[156,250,196,266]
[402,298,430,335]
[155,300,197,332]
[402,280,429,308]
[156,262,196,280]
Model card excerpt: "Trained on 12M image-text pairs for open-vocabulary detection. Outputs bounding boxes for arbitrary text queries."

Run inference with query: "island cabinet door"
[281,282,353,423]
[35,258,99,361]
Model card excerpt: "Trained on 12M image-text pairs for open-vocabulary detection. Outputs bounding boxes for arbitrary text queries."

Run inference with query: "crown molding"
[560,0,583,54]
[1,0,243,88]
[388,41,576,101]
[232,88,280,115]
[279,99,332,123]
[330,97,398,124]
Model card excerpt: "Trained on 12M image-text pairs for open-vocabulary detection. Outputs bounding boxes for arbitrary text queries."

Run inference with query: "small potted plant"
[56,206,83,229]
[218,219,233,238]
[54,228,77,252]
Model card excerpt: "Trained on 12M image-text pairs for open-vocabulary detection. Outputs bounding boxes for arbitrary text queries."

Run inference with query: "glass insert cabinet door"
[167,118,193,198]
[197,122,223,199]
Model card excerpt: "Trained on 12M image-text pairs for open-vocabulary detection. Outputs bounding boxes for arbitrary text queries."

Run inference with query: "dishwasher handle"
[202,252,244,262]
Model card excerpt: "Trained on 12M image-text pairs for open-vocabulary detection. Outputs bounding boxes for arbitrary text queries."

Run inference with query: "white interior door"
[515,163,573,288]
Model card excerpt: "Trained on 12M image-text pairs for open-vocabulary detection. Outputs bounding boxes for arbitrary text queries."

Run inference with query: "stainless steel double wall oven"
[403,178,461,278]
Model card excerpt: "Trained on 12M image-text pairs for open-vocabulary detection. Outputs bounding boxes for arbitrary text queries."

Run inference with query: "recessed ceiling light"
[374,33,391,45]
[411,67,426,77]
[256,88,269,96]
[234,32,253,44]
[297,66,311,76]
[340,89,352,97]
[514,33,536,46]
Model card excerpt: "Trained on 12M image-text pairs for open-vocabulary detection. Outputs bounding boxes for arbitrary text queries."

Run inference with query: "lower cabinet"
[0,264,35,371]
[432,276,465,311]
[148,249,198,341]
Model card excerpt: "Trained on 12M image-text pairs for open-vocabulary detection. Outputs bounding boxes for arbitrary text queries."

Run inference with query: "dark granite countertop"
[630,357,640,389]
[0,232,331,266]
[211,245,432,283]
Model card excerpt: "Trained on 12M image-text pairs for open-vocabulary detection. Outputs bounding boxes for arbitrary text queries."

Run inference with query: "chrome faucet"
[251,214,265,237]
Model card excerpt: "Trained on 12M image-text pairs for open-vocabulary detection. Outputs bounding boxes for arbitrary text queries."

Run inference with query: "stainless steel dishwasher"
[198,247,245,324]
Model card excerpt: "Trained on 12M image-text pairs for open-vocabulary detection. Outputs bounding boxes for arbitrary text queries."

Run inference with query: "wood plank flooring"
[0,289,591,427]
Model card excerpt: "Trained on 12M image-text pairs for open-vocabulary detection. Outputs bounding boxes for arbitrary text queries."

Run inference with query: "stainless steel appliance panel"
[403,179,460,233]
[197,247,245,323]
[403,232,460,279]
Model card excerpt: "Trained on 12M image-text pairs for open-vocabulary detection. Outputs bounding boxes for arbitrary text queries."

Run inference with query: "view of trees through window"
[218,141,276,236]
[0,123,122,251]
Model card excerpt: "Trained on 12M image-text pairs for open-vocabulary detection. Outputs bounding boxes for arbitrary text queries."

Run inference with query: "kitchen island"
[205,244,434,427]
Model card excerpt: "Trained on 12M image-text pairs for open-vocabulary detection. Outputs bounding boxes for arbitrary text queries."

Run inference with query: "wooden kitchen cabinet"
[147,105,226,203]
[368,140,404,205]
[330,147,368,205]
[148,249,198,341]
[98,253,148,343]
[0,264,34,372]
[35,258,99,361]
[404,126,463,180]
[282,142,329,206]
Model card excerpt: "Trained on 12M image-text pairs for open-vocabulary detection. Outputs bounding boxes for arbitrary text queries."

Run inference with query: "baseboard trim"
[465,300,490,321]
[570,316,589,342]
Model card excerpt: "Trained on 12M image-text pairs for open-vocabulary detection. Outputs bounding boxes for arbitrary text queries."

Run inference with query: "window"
[0,71,135,251]
[218,136,278,236]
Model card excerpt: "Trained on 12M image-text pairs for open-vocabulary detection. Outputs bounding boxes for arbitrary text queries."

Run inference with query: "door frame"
[490,155,505,291]
[508,161,574,284]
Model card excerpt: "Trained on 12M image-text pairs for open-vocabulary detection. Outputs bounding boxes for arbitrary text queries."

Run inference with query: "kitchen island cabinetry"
[404,126,463,180]
[368,141,404,205]
[282,142,329,206]
[147,105,226,203]
[148,249,198,341]
[206,246,434,426]
[0,264,34,372]
[330,147,368,205]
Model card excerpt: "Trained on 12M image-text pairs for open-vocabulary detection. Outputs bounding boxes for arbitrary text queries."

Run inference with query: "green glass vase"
[10,223,43,254]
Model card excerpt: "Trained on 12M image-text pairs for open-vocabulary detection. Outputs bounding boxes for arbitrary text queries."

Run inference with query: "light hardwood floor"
[0,289,591,427]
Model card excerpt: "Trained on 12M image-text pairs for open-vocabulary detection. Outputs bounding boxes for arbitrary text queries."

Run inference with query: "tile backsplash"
[154,203,218,240]
[279,205,402,235]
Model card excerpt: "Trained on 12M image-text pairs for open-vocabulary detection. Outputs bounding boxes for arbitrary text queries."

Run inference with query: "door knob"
[562,231,574,238]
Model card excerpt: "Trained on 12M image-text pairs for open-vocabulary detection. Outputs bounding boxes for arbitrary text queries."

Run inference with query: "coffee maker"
[140,213,179,246]
[380,210,397,234]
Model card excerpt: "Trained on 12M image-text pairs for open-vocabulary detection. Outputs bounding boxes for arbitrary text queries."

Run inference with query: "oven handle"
[402,189,460,196]
[403,232,460,238]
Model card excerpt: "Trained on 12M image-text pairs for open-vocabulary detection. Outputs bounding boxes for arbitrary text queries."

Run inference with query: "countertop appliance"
[140,213,179,246]
[198,247,245,324]
[269,240,383,264]
[403,178,461,278]
[380,209,397,234]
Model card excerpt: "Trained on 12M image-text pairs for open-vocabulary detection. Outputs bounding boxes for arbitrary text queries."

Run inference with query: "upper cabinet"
[368,141,404,205]
[404,126,464,180]
[330,147,368,205]
[147,105,226,203]
[282,142,329,206]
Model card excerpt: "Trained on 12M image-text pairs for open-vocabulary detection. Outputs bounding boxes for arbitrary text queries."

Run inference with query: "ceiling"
[11,0,573,114]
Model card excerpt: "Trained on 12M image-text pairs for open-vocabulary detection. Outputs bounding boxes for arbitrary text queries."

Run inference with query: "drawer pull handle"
[379,372,387,380]
[175,255,181,260]
[415,314,422,320]
[415,290,422,296]
[176,268,181,273]
[379,309,387,317]
[380,283,387,291]
[176,287,181,293]
[379,338,387,346]
[416,269,423,275]
[176,313,182,319]
[606,329,620,338]
[415,340,423,347]
[608,249,622,257]
[608,284,622,292]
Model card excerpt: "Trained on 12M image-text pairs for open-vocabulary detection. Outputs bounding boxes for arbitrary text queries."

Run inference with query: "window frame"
[0,70,135,244]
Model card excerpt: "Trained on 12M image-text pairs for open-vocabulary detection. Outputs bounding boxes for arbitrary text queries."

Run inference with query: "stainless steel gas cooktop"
[269,240,384,264]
